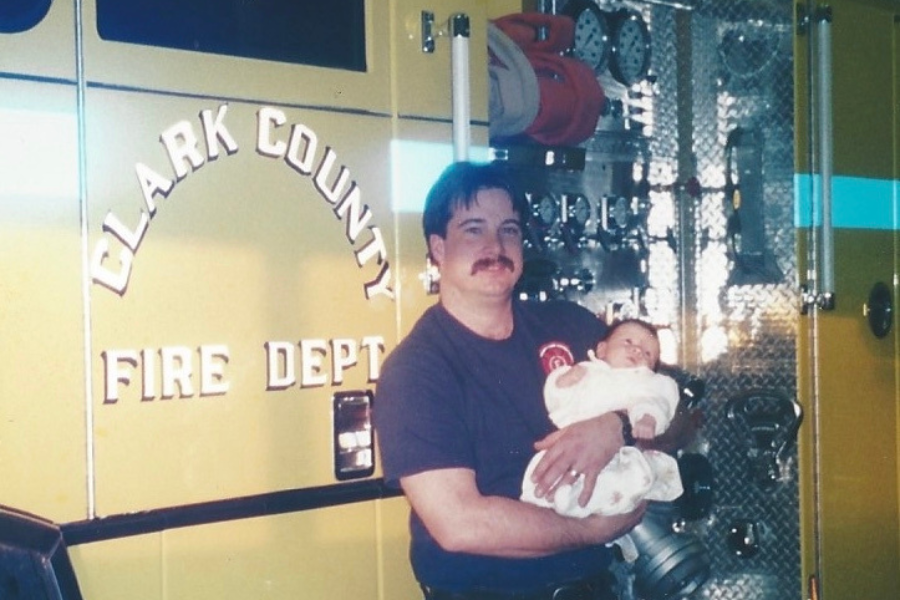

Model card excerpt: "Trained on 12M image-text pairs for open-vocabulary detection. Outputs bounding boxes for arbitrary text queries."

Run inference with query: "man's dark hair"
[422,162,528,242]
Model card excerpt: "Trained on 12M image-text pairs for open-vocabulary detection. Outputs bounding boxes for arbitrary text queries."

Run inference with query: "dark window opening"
[0,0,52,34]
[96,0,366,72]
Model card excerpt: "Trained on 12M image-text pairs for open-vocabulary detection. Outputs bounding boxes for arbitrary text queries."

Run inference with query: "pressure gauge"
[609,10,651,86]
[564,194,592,238]
[604,195,632,230]
[532,194,560,227]
[568,194,591,226]
[563,0,611,72]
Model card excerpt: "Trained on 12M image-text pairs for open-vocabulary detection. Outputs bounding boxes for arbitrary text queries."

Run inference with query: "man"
[374,162,645,599]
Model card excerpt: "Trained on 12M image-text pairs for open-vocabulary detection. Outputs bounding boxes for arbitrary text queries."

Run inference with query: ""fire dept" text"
[101,335,385,404]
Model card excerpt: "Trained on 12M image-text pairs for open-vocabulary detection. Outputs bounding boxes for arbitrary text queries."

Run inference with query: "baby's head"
[596,319,661,370]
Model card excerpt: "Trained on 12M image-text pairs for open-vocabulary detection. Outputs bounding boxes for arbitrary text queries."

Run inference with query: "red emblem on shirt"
[538,342,575,375]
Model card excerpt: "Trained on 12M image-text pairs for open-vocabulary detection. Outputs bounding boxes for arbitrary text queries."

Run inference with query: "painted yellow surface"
[85,95,397,513]
[69,501,412,599]
[0,77,87,522]
[69,535,164,600]
[393,0,491,121]
[0,0,75,79]
[378,496,425,599]
[795,1,900,597]
[798,232,900,598]
[0,0,519,598]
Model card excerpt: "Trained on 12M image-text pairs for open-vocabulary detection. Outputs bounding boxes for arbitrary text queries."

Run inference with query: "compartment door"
[796,1,900,598]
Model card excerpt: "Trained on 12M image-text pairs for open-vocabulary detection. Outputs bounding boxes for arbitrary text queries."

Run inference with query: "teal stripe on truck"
[795,174,896,230]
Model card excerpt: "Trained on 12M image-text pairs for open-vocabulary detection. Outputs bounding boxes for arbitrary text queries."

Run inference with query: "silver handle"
[451,13,471,162]
[815,9,835,309]
[420,11,471,162]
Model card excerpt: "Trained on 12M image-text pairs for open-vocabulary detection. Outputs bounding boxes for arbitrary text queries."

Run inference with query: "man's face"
[596,322,660,369]
[428,188,524,302]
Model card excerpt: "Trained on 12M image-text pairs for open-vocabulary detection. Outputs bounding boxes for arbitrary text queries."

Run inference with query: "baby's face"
[596,322,660,369]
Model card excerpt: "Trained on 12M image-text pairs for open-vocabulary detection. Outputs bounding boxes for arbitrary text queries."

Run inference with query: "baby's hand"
[632,414,657,440]
[555,363,588,388]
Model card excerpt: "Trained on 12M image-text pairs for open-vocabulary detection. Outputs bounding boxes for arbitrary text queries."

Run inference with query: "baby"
[522,319,683,557]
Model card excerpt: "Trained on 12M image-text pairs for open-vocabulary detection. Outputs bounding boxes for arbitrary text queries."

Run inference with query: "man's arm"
[401,467,645,558]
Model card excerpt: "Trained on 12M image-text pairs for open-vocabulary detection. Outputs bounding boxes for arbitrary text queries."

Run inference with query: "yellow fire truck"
[0,0,521,597]
[1,1,898,599]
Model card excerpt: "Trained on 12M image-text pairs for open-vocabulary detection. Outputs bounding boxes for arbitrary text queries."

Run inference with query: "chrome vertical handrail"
[800,5,835,313]
[816,8,835,309]
[450,13,471,162]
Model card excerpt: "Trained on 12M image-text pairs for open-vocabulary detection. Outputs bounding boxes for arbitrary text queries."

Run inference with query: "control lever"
[726,390,802,490]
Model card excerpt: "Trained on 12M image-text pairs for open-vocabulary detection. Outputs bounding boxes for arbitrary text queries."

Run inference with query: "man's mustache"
[471,256,515,274]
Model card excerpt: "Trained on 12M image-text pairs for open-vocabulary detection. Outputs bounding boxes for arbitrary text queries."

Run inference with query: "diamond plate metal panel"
[523,1,800,598]
[648,1,799,599]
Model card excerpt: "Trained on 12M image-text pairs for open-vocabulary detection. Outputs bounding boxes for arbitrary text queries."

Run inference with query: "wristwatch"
[614,410,636,446]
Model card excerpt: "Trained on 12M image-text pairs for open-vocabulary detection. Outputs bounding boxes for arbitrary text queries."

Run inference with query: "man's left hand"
[531,413,624,507]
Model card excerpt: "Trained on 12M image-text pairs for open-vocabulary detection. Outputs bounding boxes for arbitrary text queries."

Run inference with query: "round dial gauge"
[609,10,651,86]
[564,194,591,239]
[563,0,611,72]
[533,194,560,227]
[610,196,631,229]
[568,195,591,225]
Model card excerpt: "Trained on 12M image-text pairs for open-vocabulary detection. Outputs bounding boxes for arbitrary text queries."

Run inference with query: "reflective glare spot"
[390,139,489,213]
[657,327,678,365]
[700,326,728,364]
[0,108,79,201]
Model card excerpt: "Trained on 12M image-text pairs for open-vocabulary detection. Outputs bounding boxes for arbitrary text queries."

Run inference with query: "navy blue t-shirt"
[374,299,610,593]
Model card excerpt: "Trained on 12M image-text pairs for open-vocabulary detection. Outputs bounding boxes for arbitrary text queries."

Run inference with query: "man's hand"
[530,412,624,507]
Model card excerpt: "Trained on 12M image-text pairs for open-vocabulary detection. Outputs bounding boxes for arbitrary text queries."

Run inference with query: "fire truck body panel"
[0,1,510,598]
[4,1,900,599]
